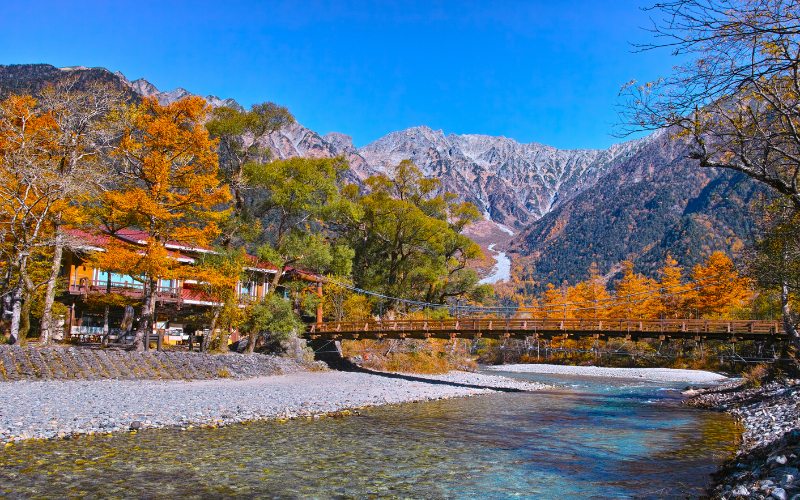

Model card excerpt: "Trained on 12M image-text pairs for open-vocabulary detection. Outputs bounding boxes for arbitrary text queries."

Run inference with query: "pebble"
[689,379,800,498]
[0,370,547,444]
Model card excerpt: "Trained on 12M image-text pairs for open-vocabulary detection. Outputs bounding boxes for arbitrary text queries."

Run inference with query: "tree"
[623,0,800,345]
[0,95,61,343]
[541,283,569,319]
[92,96,230,351]
[625,1,800,206]
[748,202,800,344]
[611,261,661,319]
[246,156,355,291]
[688,251,752,317]
[36,79,122,344]
[205,102,294,245]
[657,254,691,318]
[567,263,612,319]
[193,248,247,352]
[350,160,484,312]
[240,294,303,353]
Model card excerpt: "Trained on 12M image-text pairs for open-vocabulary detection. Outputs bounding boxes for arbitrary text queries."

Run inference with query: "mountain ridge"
[0,63,759,285]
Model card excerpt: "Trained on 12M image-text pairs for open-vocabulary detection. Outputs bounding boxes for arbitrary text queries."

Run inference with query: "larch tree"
[92,96,230,351]
[566,263,612,319]
[688,251,752,317]
[611,261,661,319]
[657,254,690,318]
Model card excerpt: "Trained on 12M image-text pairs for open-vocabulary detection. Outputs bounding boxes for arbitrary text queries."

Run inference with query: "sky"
[0,1,675,150]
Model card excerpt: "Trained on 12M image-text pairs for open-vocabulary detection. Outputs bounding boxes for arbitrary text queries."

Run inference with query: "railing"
[308,317,784,339]
[69,280,180,300]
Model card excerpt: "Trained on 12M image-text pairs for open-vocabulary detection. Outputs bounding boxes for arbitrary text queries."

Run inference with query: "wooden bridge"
[307,317,785,342]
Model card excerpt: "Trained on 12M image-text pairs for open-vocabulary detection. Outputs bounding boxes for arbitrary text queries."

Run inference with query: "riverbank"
[0,370,546,444]
[688,379,800,499]
[0,345,324,381]
[485,363,730,383]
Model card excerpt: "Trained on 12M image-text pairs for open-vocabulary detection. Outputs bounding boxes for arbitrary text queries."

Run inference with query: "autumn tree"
[611,261,661,319]
[0,95,61,343]
[193,248,247,352]
[92,96,230,351]
[688,251,752,317]
[748,202,800,346]
[566,263,612,319]
[657,254,691,318]
[36,79,122,344]
[541,283,569,319]
[624,0,800,344]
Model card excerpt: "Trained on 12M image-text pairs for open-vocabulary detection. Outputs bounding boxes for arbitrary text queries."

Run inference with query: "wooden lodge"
[58,229,323,346]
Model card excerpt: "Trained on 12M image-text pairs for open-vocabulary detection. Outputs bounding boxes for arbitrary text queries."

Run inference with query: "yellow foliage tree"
[92,96,230,351]
[657,254,690,318]
[566,263,611,319]
[611,261,661,319]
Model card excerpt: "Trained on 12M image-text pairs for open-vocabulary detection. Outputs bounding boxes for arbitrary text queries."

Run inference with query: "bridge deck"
[307,318,784,342]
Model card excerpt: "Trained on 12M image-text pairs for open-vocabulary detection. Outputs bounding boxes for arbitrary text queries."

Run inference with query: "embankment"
[0,345,320,382]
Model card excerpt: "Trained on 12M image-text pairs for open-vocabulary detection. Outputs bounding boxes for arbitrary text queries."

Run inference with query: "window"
[94,270,141,288]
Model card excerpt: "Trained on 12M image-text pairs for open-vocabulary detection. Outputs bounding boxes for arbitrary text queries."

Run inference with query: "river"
[0,372,738,498]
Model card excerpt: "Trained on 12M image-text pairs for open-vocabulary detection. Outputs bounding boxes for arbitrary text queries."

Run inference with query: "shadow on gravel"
[325,356,525,393]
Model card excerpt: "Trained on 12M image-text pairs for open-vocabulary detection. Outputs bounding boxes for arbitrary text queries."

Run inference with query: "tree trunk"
[102,305,110,347]
[8,286,22,345]
[39,229,64,345]
[781,281,799,361]
[217,327,232,353]
[201,308,221,353]
[246,330,257,353]
[18,294,31,345]
[134,278,157,352]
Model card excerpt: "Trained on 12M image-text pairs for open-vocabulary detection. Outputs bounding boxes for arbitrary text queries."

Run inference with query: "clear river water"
[0,371,739,498]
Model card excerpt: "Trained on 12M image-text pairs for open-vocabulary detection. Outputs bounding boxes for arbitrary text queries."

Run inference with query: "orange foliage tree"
[656,254,691,318]
[611,261,661,319]
[687,251,752,318]
[92,96,230,351]
[0,95,61,342]
[566,263,611,319]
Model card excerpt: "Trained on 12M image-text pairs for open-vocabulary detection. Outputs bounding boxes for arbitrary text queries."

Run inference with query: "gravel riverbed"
[689,379,800,499]
[485,363,730,383]
[0,370,546,444]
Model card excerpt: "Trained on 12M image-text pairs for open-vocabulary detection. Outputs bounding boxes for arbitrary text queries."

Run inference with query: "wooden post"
[315,282,323,324]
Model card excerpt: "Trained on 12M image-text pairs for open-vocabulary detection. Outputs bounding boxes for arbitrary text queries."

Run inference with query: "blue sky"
[0,1,673,149]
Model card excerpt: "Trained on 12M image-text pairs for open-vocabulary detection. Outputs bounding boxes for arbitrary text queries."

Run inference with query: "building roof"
[64,228,315,278]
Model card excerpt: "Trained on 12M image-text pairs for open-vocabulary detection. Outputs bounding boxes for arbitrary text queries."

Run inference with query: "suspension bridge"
[307,317,784,342]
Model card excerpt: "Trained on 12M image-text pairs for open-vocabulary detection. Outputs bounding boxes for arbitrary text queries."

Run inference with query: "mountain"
[510,129,763,285]
[358,126,646,228]
[0,64,761,285]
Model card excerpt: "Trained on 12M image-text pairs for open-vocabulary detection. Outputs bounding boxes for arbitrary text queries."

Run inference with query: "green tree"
[205,103,294,246]
[350,160,484,312]
[241,294,304,353]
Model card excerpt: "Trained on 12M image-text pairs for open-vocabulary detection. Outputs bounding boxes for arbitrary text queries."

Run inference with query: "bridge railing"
[308,317,783,336]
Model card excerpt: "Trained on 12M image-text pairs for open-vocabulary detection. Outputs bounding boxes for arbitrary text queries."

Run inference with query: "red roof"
[64,228,319,280]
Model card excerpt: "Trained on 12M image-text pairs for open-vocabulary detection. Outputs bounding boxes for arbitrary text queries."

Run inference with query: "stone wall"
[0,346,323,382]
